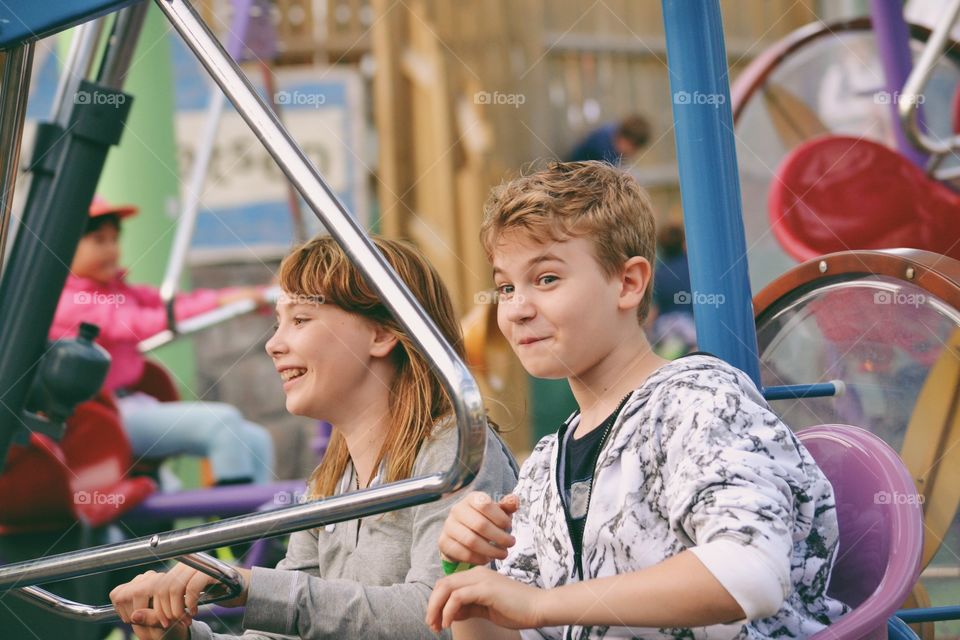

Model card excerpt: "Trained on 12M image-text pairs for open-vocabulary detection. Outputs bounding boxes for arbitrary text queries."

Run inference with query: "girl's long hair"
[278,235,465,498]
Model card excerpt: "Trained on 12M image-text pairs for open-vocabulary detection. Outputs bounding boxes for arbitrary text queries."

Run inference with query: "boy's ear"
[369,323,399,358]
[618,256,652,310]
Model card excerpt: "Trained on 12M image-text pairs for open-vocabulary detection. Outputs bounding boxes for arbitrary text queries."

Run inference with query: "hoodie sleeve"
[659,366,801,621]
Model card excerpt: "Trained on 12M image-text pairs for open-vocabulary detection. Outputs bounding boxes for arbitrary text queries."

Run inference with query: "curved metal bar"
[898,0,960,156]
[153,0,486,486]
[97,1,150,88]
[0,44,34,270]
[50,18,107,127]
[0,0,486,608]
[13,552,243,622]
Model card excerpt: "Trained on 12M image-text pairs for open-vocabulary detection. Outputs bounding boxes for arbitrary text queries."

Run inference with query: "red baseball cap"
[89,195,138,219]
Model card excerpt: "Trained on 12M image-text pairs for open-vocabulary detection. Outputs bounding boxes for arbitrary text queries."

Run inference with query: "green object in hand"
[440,555,474,576]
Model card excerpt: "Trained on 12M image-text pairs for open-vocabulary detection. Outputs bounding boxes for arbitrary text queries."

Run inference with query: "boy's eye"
[292,316,309,325]
[495,284,514,297]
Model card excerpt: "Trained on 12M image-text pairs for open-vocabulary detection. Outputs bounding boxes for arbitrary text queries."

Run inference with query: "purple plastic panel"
[800,425,923,640]
[123,479,306,523]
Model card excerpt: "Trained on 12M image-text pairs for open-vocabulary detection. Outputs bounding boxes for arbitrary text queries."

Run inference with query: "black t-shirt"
[562,396,630,556]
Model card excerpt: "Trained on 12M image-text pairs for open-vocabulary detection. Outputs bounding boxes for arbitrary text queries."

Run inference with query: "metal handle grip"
[12,552,243,622]
[898,0,960,157]
[139,286,281,352]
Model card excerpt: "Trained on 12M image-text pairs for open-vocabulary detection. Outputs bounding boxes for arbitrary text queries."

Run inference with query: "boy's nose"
[502,294,535,323]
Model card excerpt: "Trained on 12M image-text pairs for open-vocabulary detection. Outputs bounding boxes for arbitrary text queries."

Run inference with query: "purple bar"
[870,0,928,167]
[123,480,307,523]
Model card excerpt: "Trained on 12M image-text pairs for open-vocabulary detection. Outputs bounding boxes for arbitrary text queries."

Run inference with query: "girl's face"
[265,292,398,421]
[72,222,121,284]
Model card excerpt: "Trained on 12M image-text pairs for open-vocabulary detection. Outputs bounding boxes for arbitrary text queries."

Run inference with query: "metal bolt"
[150,535,160,548]
[818,260,828,273]
[906,267,916,280]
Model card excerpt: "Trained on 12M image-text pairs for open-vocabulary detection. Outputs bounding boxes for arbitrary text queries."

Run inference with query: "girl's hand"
[110,564,251,634]
[218,286,268,308]
[438,492,519,566]
[426,566,547,632]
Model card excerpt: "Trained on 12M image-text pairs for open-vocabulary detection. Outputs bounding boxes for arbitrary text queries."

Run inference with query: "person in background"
[566,114,650,165]
[650,222,696,359]
[50,196,274,487]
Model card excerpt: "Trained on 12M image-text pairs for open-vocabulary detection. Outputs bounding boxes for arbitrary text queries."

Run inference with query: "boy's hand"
[110,564,251,637]
[438,492,518,566]
[426,566,546,632]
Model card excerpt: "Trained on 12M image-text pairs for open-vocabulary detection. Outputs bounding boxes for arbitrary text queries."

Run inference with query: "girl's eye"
[496,284,514,297]
[537,275,558,286]
[293,317,308,326]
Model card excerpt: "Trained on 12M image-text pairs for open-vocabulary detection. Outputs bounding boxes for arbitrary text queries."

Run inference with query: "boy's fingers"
[440,536,495,566]
[498,493,520,515]
[446,520,509,561]
[460,508,516,549]
[465,494,514,530]
[425,578,451,631]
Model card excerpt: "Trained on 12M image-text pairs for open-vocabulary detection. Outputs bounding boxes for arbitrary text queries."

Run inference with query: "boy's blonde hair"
[278,235,464,498]
[480,161,657,321]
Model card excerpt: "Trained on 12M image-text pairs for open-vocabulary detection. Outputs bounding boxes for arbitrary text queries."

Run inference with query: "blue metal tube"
[762,382,842,402]
[660,0,761,386]
[896,606,960,624]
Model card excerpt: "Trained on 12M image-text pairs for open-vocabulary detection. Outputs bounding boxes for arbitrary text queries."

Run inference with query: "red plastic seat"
[799,425,923,639]
[769,135,960,262]
[0,400,155,532]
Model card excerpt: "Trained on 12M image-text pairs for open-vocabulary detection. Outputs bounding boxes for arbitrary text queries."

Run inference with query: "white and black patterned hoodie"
[498,355,849,639]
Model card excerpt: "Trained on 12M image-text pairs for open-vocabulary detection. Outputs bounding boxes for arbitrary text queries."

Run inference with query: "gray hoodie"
[190,423,518,640]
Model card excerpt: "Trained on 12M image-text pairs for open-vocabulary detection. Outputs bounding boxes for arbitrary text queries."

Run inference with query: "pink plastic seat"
[798,425,924,640]
[768,135,960,262]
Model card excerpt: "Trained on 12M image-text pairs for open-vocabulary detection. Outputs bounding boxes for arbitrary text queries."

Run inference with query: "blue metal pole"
[661,0,761,386]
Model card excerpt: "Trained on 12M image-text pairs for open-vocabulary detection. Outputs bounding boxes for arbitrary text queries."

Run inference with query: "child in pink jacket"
[50,197,273,486]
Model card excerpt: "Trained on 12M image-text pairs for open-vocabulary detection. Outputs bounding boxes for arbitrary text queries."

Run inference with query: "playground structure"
[0,0,958,638]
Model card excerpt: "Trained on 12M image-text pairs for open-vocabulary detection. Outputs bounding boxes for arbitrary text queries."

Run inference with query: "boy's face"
[492,232,628,381]
[71,223,120,284]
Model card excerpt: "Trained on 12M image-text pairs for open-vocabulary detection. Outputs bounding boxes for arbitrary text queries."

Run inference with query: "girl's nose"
[265,327,287,357]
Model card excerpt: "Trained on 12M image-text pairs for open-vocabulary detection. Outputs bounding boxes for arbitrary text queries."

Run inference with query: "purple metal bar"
[870,0,928,167]
[123,480,306,523]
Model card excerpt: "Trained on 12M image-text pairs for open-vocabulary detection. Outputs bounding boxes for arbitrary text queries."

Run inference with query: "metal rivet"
[906,267,916,280]
[150,535,160,548]
[818,260,828,273]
